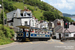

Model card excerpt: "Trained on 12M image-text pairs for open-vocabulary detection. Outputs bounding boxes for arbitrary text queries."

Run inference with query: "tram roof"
[16,26,30,29]
[16,26,50,31]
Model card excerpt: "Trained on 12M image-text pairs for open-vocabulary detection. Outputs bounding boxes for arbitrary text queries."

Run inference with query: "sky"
[41,0,75,14]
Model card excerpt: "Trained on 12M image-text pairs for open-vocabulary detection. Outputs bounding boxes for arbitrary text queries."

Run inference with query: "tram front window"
[19,29,23,32]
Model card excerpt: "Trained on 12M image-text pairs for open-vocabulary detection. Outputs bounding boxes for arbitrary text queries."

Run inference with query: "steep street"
[0,39,75,50]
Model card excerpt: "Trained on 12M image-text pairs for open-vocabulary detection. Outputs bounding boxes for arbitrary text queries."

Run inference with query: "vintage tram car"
[16,26,51,41]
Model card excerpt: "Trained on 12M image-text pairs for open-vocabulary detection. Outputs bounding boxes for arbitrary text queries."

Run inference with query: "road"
[0,39,75,50]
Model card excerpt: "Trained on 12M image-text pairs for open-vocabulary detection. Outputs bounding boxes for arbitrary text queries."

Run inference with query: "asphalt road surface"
[0,39,75,50]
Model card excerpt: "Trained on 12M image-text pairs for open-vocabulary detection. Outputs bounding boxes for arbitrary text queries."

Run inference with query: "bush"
[27,7,34,12]
[0,30,5,38]
[4,26,14,38]
[0,24,14,38]
[0,37,14,45]
[0,24,14,45]
[0,24,3,30]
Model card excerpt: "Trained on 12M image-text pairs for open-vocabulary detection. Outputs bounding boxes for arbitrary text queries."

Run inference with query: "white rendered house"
[13,9,36,31]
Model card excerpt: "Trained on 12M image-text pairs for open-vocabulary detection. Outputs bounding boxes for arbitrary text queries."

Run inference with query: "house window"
[25,21,28,25]
[27,13,30,16]
[24,13,26,16]
[65,33,68,36]
[11,23,13,26]
[21,13,23,16]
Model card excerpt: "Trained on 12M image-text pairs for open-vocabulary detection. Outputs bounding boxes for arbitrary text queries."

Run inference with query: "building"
[6,8,50,35]
[52,19,64,39]
[6,8,36,31]
[40,20,49,29]
[7,10,16,26]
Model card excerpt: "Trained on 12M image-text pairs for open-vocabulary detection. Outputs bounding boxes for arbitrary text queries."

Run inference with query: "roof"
[16,26,50,31]
[32,15,35,17]
[64,25,75,33]
[56,25,75,33]
[21,9,31,13]
[16,26,30,29]
[7,10,16,19]
[21,9,31,11]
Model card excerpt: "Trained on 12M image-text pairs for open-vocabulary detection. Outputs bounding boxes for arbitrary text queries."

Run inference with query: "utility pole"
[2,0,5,30]
[2,0,4,25]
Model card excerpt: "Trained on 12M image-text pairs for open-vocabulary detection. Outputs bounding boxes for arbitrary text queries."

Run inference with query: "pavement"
[0,39,75,50]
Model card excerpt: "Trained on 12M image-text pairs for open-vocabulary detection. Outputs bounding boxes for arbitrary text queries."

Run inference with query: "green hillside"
[13,2,44,20]
[2,0,73,22]
[3,0,63,21]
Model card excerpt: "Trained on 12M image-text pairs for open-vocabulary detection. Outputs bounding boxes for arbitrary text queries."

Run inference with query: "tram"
[16,26,51,41]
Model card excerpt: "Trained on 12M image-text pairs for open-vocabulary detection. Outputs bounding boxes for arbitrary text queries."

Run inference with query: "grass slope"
[0,38,14,45]
[0,24,14,45]
[13,2,44,20]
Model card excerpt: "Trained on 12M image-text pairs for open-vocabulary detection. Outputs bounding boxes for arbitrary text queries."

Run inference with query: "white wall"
[69,33,75,37]
[23,11,32,17]
[21,18,30,26]
[21,18,35,27]
[14,9,21,17]
[56,33,63,39]
[14,9,32,18]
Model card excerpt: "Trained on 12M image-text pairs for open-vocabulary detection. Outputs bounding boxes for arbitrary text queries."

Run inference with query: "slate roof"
[64,25,75,33]
[6,10,16,19]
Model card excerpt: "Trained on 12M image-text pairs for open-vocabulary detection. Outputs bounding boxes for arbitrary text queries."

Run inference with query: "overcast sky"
[41,0,75,14]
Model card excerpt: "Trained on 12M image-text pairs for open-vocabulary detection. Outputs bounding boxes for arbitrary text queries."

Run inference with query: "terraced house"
[6,8,49,33]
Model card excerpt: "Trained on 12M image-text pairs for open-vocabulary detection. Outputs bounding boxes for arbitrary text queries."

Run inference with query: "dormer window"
[27,13,30,16]
[21,13,23,16]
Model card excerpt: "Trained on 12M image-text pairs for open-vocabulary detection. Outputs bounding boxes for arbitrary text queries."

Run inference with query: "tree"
[43,11,56,21]
[61,17,74,22]
[3,2,17,13]
[0,11,6,24]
